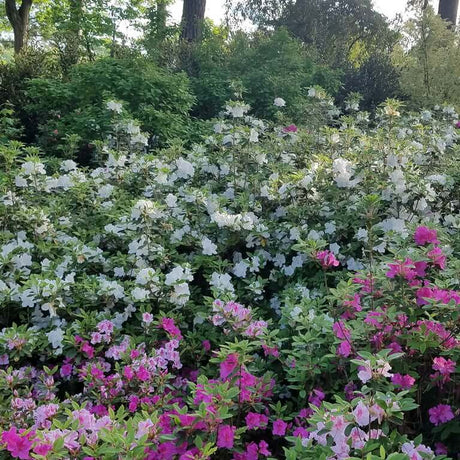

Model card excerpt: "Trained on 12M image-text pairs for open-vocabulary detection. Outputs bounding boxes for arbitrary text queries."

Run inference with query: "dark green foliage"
[339,55,403,111]
[0,49,61,143]
[227,0,397,67]
[0,103,23,144]
[225,0,401,109]
[190,28,341,121]
[24,57,195,155]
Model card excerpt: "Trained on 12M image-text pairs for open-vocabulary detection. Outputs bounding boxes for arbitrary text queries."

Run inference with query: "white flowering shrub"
[0,97,458,459]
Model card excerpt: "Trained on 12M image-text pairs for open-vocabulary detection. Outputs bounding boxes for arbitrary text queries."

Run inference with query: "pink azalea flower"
[220,353,239,380]
[202,340,211,351]
[33,404,60,429]
[180,448,200,460]
[283,124,298,133]
[427,247,446,269]
[416,286,433,305]
[432,357,456,376]
[435,442,448,455]
[293,426,308,438]
[316,250,339,269]
[81,342,95,358]
[244,320,268,337]
[344,382,358,401]
[178,414,196,427]
[337,340,352,357]
[369,404,385,424]
[60,362,73,378]
[350,427,368,449]
[97,320,114,334]
[136,418,155,439]
[414,226,439,246]
[386,258,416,280]
[1,427,34,460]
[415,320,460,349]
[262,343,279,357]
[309,388,325,407]
[142,312,154,325]
[333,321,351,340]
[402,441,434,459]
[272,419,287,436]
[244,442,259,460]
[160,318,183,340]
[245,412,268,429]
[391,373,415,390]
[357,361,373,383]
[258,440,271,456]
[33,443,53,456]
[128,395,139,412]
[217,425,236,449]
[342,294,362,317]
[353,401,371,426]
[123,366,134,380]
[91,332,103,344]
[136,366,150,381]
[91,366,104,379]
[428,404,455,426]
[413,261,428,278]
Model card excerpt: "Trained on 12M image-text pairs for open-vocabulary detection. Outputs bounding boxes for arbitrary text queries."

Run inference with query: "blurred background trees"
[2,0,460,159]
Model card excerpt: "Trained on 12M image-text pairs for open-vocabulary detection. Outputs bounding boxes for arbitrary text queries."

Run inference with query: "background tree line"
[1,0,460,161]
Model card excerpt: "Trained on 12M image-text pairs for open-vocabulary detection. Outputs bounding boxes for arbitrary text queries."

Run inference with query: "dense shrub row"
[0,95,458,458]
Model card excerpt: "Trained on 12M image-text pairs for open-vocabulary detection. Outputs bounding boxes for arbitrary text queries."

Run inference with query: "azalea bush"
[0,92,458,459]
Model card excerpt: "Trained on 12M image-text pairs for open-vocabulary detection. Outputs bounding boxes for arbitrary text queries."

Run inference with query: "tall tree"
[226,0,394,66]
[438,0,459,27]
[180,0,206,42]
[66,0,84,65]
[4,0,33,53]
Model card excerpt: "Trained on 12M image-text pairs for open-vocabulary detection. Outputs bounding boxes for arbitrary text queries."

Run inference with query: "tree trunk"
[66,0,84,65]
[438,0,459,27]
[181,0,206,42]
[157,0,169,32]
[5,0,33,54]
[149,0,169,42]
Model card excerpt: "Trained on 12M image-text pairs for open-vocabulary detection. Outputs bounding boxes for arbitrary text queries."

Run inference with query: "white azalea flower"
[201,237,217,255]
[106,100,123,114]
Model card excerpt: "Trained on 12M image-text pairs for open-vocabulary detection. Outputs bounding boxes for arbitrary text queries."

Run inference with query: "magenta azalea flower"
[337,340,352,357]
[427,247,446,269]
[283,124,298,133]
[1,427,35,460]
[220,353,239,380]
[316,250,339,269]
[435,442,448,455]
[217,425,236,448]
[245,412,268,430]
[414,226,439,246]
[386,258,416,280]
[432,357,456,376]
[391,373,415,389]
[160,318,183,339]
[429,404,454,425]
[272,419,288,436]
